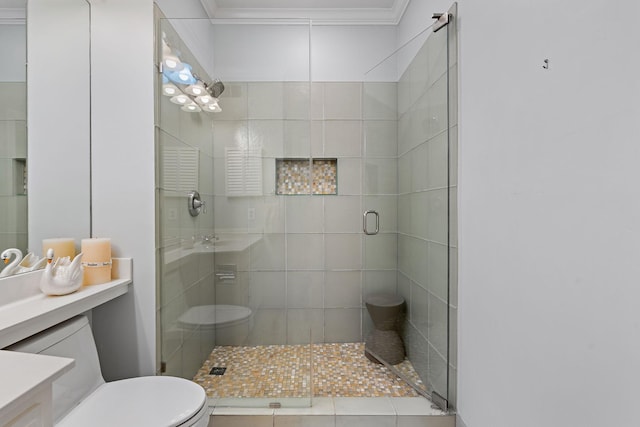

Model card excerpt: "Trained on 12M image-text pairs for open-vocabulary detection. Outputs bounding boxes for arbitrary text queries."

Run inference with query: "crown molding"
[0,8,25,25]
[199,0,410,25]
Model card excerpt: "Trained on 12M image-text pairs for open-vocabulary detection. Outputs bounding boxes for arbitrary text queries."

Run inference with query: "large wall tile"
[286,308,323,344]
[325,308,361,342]
[337,158,361,195]
[364,158,397,195]
[249,120,284,157]
[248,308,286,345]
[324,120,361,157]
[249,82,284,119]
[323,82,362,120]
[363,270,398,299]
[325,196,361,233]
[287,271,324,308]
[250,233,286,271]
[284,120,310,157]
[364,120,397,158]
[286,196,324,233]
[325,233,362,270]
[283,82,310,120]
[363,82,397,120]
[363,233,397,270]
[251,271,286,308]
[214,82,248,121]
[287,233,324,270]
[325,271,362,308]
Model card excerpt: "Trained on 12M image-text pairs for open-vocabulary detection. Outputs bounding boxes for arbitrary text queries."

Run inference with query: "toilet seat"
[56,376,208,427]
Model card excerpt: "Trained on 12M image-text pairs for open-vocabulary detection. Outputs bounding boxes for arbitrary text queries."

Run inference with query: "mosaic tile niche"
[276,158,337,195]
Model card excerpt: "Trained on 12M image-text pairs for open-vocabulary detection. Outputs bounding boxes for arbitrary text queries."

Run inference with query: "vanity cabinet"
[0,351,74,427]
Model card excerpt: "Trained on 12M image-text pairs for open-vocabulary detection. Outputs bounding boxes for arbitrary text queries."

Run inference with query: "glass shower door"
[155,14,313,409]
[362,3,457,410]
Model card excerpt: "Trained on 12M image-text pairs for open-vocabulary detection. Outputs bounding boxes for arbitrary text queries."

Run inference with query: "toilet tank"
[7,315,106,423]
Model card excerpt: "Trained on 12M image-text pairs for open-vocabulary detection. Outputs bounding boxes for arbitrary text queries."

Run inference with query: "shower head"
[207,79,225,98]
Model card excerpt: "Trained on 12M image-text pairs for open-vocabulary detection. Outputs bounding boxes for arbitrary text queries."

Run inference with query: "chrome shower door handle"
[363,210,379,235]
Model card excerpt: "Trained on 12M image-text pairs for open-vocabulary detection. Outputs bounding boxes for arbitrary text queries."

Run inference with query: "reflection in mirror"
[0,0,91,278]
[0,0,27,275]
[27,0,91,263]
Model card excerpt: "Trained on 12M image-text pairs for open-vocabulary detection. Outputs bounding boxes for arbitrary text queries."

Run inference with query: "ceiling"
[0,0,26,24]
[199,0,411,24]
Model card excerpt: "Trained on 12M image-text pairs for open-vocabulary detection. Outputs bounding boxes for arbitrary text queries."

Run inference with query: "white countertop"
[0,258,132,349]
[0,350,74,410]
[164,234,262,267]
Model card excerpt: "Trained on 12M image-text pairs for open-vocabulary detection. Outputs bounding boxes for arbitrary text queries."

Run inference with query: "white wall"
[401,1,640,426]
[211,23,397,82]
[89,0,156,379]
[311,25,397,82]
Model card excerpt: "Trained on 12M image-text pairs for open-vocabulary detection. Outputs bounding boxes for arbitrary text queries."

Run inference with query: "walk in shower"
[155,2,457,412]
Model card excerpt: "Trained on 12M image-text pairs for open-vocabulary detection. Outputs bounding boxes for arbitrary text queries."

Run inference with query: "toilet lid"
[56,376,207,427]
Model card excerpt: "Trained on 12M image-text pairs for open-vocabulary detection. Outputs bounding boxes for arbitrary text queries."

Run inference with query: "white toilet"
[178,304,252,345]
[7,315,209,427]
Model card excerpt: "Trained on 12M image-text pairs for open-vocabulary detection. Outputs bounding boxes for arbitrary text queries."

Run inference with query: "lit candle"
[42,238,75,261]
[81,238,112,285]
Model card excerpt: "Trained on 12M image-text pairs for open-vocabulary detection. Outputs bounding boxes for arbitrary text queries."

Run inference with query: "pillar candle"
[81,238,112,285]
[42,238,75,261]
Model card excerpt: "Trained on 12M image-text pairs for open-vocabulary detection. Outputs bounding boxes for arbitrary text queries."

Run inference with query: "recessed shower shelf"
[0,258,132,349]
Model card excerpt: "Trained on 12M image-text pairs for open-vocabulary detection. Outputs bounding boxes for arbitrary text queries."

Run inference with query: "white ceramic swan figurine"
[40,249,85,296]
[14,252,48,275]
[0,248,23,277]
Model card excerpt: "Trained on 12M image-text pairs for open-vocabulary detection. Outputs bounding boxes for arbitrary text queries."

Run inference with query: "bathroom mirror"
[0,0,27,268]
[0,0,91,276]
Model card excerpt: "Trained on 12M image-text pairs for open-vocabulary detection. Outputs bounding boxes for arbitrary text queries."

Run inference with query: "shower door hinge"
[432,13,451,33]
[431,391,449,412]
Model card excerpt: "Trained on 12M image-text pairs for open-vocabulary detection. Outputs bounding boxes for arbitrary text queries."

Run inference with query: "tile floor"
[208,397,454,427]
[193,342,427,398]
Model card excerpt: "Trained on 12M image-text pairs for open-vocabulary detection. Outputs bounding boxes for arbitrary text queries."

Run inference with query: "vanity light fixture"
[161,36,224,113]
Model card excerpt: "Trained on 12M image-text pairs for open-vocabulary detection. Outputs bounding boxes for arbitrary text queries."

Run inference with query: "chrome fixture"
[187,190,205,217]
[200,234,219,245]
[432,12,450,33]
[363,210,380,235]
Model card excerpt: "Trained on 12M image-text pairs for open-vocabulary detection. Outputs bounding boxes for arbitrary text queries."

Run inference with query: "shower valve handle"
[188,190,205,216]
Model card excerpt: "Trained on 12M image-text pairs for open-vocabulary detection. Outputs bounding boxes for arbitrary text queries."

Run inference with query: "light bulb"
[181,103,202,113]
[185,83,206,96]
[203,102,222,113]
[196,95,218,105]
[162,83,180,97]
[162,54,183,72]
[170,94,190,105]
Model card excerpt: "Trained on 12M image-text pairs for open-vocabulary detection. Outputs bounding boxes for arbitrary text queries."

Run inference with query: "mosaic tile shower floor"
[193,342,426,398]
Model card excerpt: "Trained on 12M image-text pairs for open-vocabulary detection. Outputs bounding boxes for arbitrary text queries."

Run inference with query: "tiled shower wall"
[396,20,458,407]
[0,82,27,255]
[211,81,398,346]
